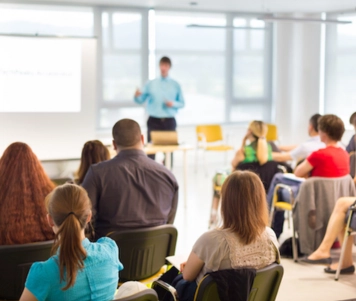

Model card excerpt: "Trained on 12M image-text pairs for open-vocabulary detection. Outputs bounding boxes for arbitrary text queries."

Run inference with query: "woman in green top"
[231,120,272,169]
[210,121,273,228]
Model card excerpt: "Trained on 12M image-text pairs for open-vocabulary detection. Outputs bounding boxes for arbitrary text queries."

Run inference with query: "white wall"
[0,39,97,160]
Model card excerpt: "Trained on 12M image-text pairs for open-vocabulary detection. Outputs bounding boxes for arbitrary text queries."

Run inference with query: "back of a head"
[0,142,55,244]
[318,114,345,141]
[309,113,322,132]
[249,120,268,139]
[112,119,142,149]
[221,171,269,245]
[48,184,92,290]
[76,140,110,184]
[350,112,356,127]
[248,121,269,164]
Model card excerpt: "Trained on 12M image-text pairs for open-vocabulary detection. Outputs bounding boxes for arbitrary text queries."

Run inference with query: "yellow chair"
[266,124,278,142]
[196,125,234,173]
[269,183,298,262]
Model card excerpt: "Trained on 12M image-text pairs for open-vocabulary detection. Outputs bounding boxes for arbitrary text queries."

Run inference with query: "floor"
[170,162,356,301]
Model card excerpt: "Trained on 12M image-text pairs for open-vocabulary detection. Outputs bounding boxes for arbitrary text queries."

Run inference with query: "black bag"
[279,237,304,258]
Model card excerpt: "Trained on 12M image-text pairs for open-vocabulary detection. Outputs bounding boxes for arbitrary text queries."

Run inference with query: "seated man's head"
[349,112,356,131]
[112,119,143,151]
[308,114,322,136]
[318,114,345,143]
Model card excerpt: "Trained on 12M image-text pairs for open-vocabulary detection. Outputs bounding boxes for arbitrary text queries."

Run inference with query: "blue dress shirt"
[25,237,123,301]
[134,76,185,118]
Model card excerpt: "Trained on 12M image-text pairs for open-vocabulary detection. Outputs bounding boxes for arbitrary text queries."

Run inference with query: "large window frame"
[97,8,274,129]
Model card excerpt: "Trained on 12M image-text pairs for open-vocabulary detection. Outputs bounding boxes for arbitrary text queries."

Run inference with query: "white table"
[144,144,193,207]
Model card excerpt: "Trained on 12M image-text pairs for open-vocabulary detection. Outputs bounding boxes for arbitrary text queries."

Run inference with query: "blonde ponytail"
[47,184,91,290]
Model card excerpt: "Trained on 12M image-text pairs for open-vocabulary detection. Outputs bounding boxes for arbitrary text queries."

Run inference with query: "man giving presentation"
[134,56,185,159]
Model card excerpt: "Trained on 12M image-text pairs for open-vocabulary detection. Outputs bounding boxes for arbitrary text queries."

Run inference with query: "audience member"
[82,119,179,239]
[75,140,110,185]
[272,114,324,163]
[346,112,356,153]
[20,184,122,301]
[231,120,273,169]
[302,197,355,275]
[268,114,350,238]
[0,142,55,245]
[169,171,280,301]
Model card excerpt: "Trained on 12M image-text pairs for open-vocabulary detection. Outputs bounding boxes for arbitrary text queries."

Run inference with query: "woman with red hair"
[0,142,55,245]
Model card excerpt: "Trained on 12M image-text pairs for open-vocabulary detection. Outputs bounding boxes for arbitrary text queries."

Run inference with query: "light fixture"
[187,24,266,30]
[258,15,352,24]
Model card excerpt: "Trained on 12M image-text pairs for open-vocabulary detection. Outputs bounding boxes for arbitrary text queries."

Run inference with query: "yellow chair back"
[266,124,278,141]
[196,125,224,143]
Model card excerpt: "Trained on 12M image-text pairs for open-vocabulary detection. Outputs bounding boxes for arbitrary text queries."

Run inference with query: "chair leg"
[335,213,353,280]
[203,150,208,177]
[292,217,298,262]
[269,206,275,228]
[286,211,291,229]
[195,148,199,173]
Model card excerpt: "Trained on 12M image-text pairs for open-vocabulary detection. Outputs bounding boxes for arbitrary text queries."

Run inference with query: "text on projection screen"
[0,36,81,112]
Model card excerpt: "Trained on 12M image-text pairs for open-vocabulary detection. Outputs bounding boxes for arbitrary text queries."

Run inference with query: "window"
[154,11,227,125]
[0,4,93,36]
[230,17,272,123]
[100,10,147,128]
[325,15,356,126]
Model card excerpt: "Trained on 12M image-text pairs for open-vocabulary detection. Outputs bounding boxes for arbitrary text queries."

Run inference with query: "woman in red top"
[294,114,349,178]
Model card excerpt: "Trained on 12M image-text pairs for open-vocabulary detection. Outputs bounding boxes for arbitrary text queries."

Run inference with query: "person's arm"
[20,289,38,301]
[81,166,99,225]
[231,149,245,169]
[272,152,292,162]
[167,182,179,224]
[294,160,313,178]
[256,138,269,165]
[134,82,150,105]
[166,84,185,109]
[181,252,204,282]
[346,135,356,153]
[278,145,297,152]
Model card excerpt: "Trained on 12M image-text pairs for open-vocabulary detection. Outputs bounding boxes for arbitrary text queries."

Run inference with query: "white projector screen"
[0,36,81,112]
[0,38,97,161]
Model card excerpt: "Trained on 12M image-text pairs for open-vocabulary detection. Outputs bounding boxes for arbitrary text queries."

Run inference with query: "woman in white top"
[178,171,280,301]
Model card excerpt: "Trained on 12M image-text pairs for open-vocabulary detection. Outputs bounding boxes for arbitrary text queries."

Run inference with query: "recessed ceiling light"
[190,2,198,6]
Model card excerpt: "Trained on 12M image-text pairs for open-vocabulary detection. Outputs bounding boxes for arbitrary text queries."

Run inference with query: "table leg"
[183,150,188,208]
[165,151,172,170]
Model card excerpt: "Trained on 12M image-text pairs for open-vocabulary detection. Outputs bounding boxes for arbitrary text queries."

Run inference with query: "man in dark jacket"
[82,119,179,239]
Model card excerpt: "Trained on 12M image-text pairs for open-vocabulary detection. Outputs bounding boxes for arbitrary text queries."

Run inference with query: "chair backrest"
[108,225,177,282]
[194,264,284,301]
[266,124,278,142]
[113,289,158,301]
[294,175,356,254]
[236,161,283,192]
[0,240,53,300]
[350,152,356,178]
[196,125,223,143]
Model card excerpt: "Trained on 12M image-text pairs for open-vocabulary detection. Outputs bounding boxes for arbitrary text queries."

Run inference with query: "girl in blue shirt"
[20,184,123,301]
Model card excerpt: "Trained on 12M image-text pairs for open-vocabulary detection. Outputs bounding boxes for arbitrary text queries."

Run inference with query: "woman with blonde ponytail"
[231,120,272,169]
[20,184,123,301]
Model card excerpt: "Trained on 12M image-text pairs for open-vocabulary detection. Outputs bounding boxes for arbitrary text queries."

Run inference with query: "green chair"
[113,289,158,301]
[107,225,178,282]
[194,263,284,301]
[0,240,53,300]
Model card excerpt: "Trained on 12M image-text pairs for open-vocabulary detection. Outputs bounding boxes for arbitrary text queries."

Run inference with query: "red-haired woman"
[0,142,55,245]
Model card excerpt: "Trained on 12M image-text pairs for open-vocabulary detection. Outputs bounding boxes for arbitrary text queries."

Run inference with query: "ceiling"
[24,0,356,13]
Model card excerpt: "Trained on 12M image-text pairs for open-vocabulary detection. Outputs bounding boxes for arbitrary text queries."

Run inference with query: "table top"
[144,144,194,154]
